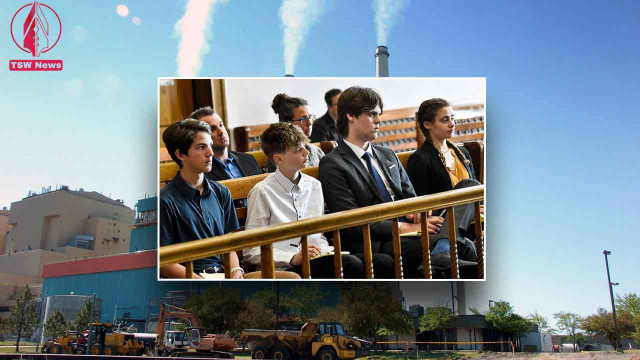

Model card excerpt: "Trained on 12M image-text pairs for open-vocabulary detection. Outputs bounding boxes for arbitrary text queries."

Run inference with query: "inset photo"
[158,78,485,281]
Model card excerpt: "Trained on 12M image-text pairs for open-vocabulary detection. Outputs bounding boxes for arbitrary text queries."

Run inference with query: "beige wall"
[0,210,9,255]
[85,217,132,256]
[0,249,90,278]
[0,272,41,319]
[6,189,134,254]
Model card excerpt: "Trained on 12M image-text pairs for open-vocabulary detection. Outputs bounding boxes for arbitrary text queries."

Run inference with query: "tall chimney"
[375,46,389,77]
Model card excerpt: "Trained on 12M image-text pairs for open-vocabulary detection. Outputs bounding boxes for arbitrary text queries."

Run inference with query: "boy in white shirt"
[243,122,364,278]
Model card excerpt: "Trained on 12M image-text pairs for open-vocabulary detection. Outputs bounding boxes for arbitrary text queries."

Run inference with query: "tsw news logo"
[10,1,63,71]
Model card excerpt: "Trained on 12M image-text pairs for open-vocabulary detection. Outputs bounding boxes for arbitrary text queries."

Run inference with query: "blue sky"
[1,0,638,330]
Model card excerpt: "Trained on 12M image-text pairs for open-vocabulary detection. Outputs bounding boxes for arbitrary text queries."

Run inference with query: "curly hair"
[260,122,309,158]
[271,93,308,122]
[162,119,211,168]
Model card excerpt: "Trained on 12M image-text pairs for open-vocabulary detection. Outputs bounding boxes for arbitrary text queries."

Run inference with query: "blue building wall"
[130,225,156,252]
[41,196,341,327]
[43,269,340,325]
[137,197,156,213]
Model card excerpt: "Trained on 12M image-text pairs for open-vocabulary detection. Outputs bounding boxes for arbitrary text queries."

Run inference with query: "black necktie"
[362,152,392,203]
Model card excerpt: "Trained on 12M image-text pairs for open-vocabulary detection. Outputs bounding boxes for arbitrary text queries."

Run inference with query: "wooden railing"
[159,185,484,280]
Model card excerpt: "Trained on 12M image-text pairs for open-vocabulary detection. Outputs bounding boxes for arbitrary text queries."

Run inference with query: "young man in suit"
[189,107,263,181]
[310,88,341,142]
[318,86,447,278]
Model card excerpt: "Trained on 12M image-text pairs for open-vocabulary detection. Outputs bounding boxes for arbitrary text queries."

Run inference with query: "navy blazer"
[205,150,263,181]
[319,140,416,254]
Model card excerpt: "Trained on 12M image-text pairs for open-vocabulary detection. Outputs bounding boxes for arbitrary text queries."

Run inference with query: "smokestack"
[375,45,389,77]
[284,74,294,77]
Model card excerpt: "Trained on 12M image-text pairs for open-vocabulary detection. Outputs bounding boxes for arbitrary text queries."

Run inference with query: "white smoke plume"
[280,0,325,75]
[373,0,408,45]
[175,0,228,77]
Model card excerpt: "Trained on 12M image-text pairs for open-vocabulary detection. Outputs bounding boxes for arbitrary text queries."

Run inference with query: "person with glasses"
[406,98,482,277]
[267,93,325,172]
[310,88,342,142]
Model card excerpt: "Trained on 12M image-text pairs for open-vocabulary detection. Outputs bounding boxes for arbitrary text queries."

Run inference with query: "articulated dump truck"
[240,322,369,360]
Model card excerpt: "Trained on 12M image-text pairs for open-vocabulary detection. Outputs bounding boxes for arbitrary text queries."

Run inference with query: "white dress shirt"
[243,168,329,270]
[343,139,397,200]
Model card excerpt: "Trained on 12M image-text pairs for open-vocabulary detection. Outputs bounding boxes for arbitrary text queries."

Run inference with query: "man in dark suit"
[319,86,444,278]
[190,107,263,181]
[310,89,341,142]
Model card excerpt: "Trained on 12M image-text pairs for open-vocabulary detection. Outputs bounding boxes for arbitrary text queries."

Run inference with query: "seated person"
[310,88,342,142]
[267,93,325,172]
[319,86,447,278]
[407,98,483,273]
[160,119,298,279]
[189,106,263,181]
[243,122,365,279]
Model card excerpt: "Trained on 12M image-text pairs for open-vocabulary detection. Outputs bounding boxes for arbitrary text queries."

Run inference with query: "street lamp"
[603,250,622,353]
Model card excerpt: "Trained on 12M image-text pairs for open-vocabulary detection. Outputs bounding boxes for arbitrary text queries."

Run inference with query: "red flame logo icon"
[11,2,61,57]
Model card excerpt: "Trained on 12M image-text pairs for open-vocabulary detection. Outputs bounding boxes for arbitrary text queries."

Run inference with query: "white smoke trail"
[175,0,228,77]
[373,0,409,45]
[280,0,325,75]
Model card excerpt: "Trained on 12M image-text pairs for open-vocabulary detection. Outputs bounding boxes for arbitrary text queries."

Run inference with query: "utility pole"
[603,250,622,353]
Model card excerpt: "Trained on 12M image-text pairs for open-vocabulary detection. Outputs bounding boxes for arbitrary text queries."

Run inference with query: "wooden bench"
[161,152,484,279]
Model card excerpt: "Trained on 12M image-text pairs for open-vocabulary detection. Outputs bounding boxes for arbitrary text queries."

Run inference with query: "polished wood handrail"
[159,185,484,279]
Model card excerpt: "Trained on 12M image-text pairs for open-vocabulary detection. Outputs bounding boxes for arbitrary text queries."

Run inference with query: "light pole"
[603,250,622,352]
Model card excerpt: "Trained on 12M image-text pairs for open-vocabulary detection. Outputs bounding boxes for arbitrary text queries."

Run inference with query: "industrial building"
[0,187,135,319]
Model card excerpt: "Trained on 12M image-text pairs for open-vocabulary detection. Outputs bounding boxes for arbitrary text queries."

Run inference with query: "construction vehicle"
[241,322,370,360]
[87,322,145,355]
[156,303,235,358]
[41,334,80,354]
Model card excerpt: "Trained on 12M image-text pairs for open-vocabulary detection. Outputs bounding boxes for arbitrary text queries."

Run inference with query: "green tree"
[282,285,327,323]
[486,301,533,353]
[184,288,247,337]
[0,317,9,342]
[338,283,404,345]
[237,289,277,331]
[581,308,634,350]
[616,293,640,342]
[420,304,453,349]
[43,309,69,339]
[9,285,39,352]
[528,311,550,333]
[315,307,343,323]
[553,311,582,352]
[378,302,413,346]
[74,299,100,332]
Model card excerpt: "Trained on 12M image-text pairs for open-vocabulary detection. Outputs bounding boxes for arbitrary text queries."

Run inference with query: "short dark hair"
[162,119,211,168]
[271,93,308,122]
[260,122,309,158]
[189,106,215,121]
[336,86,384,137]
[324,89,342,106]
[417,98,450,138]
